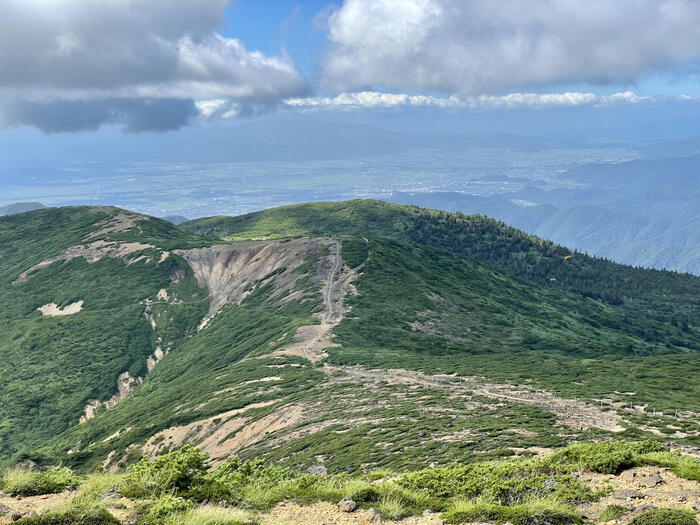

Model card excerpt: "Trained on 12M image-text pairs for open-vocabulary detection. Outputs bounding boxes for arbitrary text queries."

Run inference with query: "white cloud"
[323,0,700,94]
[0,0,308,132]
[284,91,659,111]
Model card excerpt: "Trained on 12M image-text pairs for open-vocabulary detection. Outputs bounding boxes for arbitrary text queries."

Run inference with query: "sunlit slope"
[183,200,699,346]
[0,207,209,460]
[1,204,698,473]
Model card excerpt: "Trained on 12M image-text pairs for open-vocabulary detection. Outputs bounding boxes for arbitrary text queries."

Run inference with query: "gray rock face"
[638,474,663,488]
[0,503,12,516]
[337,498,357,513]
[102,484,121,500]
[306,465,328,475]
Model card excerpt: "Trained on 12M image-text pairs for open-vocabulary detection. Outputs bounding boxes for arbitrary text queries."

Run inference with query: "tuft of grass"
[163,505,258,525]
[69,472,124,510]
[598,504,629,521]
[637,451,700,481]
[441,496,582,525]
[0,467,83,496]
[14,507,119,525]
[377,495,408,521]
[629,507,698,525]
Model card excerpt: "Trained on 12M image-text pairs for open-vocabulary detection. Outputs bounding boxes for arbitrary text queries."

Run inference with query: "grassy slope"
[182,199,699,311]
[0,207,209,462]
[2,203,698,471]
[334,238,699,413]
[183,200,699,395]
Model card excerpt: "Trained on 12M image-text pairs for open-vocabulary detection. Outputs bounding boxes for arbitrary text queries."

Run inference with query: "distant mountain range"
[0,202,46,216]
[387,154,700,275]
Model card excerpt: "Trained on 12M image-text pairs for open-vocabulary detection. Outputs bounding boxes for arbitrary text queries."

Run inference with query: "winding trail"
[322,241,343,324]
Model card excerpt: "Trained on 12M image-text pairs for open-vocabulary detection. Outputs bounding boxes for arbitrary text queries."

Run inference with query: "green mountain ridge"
[0,202,698,475]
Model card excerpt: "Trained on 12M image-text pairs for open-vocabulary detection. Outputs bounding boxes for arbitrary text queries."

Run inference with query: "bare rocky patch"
[176,238,338,330]
[577,466,700,524]
[13,241,156,284]
[324,365,625,432]
[37,300,83,316]
[139,402,306,466]
[80,372,143,423]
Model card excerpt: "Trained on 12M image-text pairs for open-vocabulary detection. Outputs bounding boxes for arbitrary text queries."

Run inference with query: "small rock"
[338,498,357,513]
[637,505,656,512]
[616,489,644,500]
[10,511,22,522]
[418,430,426,438]
[638,475,663,488]
[307,465,328,475]
[102,484,121,500]
[366,508,383,524]
[0,503,12,516]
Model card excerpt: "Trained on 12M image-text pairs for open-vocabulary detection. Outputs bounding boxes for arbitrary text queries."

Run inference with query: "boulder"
[337,498,357,513]
[638,475,663,488]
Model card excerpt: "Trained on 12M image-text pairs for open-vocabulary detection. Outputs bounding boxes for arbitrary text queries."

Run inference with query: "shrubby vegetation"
[182,199,700,311]
[0,207,210,463]
[14,508,120,525]
[0,466,83,496]
[6,441,699,524]
[2,203,699,477]
[184,200,700,415]
[629,507,698,525]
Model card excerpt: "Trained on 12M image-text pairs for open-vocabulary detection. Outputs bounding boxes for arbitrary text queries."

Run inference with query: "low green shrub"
[14,508,119,525]
[397,458,600,504]
[629,508,697,525]
[637,451,700,481]
[547,441,665,474]
[142,494,193,523]
[0,467,83,496]
[162,505,258,525]
[598,504,628,521]
[201,456,294,504]
[441,497,583,525]
[120,445,209,499]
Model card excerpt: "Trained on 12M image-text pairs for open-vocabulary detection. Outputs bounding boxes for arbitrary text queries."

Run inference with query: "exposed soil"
[85,211,142,240]
[260,501,444,525]
[36,300,83,316]
[324,366,624,432]
[268,239,359,363]
[576,466,700,524]
[13,240,155,284]
[176,238,337,330]
[0,491,75,523]
[80,372,143,423]
[139,401,304,466]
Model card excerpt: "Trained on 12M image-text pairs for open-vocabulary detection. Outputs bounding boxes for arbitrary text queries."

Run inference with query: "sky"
[0,0,699,150]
